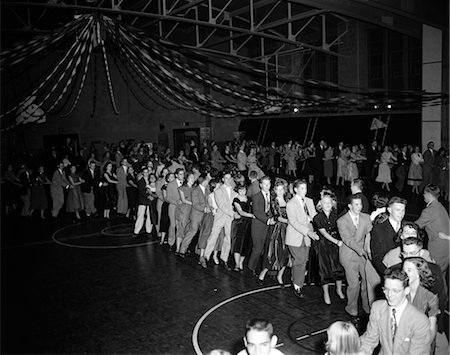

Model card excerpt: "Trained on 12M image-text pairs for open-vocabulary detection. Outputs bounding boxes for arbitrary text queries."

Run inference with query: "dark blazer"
[190,185,210,217]
[360,300,431,355]
[81,168,98,193]
[251,191,272,237]
[189,151,200,164]
[19,171,31,195]
[137,178,151,206]
[370,219,398,276]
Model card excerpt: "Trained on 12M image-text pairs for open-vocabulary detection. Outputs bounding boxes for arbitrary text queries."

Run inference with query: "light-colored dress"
[337,149,348,179]
[408,152,424,186]
[284,147,298,173]
[247,154,265,179]
[376,151,394,183]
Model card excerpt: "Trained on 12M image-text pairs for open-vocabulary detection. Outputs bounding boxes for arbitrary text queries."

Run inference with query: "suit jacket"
[81,168,98,193]
[155,178,165,201]
[136,178,151,206]
[415,200,450,241]
[360,300,431,355]
[166,180,181,205]
[19,171,31,195]
[422,149,436,169]
[286,195,317,247]
[190,186,210,219]
[116,165,127,187]
[246,180,261,200]
[370,219,398,276]
[251,191,273,237]
[214,184,236,219]
[337,212,372,258]
[51,169,69,197]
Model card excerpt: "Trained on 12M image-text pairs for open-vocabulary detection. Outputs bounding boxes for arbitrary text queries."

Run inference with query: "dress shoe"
[292,286,304,299]
[198,257,207,269]
[222,261,231,271]
[257,278,264,286]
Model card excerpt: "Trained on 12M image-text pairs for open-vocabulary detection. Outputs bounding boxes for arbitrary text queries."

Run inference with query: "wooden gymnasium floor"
[0,186,432,354]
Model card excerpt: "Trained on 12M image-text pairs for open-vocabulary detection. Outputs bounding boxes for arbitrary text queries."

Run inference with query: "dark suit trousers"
[249,224,269,271]
[180,213,204,254]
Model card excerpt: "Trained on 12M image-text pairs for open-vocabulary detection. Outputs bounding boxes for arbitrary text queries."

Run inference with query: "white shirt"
[224,184,232,200]
[388,217,401,233]
[348,210,360,228]
[390,298,408,327]
[176,179,182,187]
[199,184,205,195]
[237,348,284,355]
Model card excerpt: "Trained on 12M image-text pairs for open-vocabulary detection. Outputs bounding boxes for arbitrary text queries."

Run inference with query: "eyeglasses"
[382,287,403,295]
[400,250,420,258]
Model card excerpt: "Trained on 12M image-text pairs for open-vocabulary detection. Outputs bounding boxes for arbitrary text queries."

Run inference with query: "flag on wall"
[370,117,387,130]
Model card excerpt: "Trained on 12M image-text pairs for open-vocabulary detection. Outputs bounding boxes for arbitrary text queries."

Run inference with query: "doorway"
[173,128,200,156]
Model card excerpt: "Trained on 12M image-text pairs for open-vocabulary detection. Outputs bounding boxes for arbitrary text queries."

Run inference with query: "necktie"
[354,215,359,228]
[391,308,397,343]
[302,198,309,217]
[265,193,270,213]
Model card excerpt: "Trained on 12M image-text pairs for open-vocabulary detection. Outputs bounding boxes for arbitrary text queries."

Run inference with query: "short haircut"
[351,178,364,190]
[372,192,389,209]
[388,196,407,207]
[401,237,423,249]
[383,268,409,288]
[348,193,362,204]
[260,175,271,184]
[249,170,258,179]
[198,173,209,184]
[175,168,184,176]
[245,319,273,338]
[293,179,307,189]
[424,184,440,198]
[209,178,219,190]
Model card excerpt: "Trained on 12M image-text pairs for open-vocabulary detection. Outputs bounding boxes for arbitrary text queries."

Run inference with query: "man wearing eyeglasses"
[360,268,431,355]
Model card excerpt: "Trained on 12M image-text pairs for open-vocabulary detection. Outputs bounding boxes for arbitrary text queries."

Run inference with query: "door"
[173,128,200,156]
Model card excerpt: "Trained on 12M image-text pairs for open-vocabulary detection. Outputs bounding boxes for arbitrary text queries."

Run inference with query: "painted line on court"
[51,223,158,249]
[192,285,284,355]
[101,223,134,237]
[296,328,327,340]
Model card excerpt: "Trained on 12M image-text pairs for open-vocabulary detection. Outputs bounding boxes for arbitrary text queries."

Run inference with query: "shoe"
[324,293,331,305]
[212,255,220,265]
[292,286,304,299]
[199,257,207,269]
[222,261,231,271]
[345,306,358,317]
[257,278,264,286]
[234,267,240,272]
[178,253,186,259]
[336,290,345,300]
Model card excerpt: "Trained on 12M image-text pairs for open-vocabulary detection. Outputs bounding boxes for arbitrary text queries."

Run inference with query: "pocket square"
[404,337,411,342]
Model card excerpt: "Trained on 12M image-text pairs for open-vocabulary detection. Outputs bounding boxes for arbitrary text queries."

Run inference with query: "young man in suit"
[116,158,128,215]
[248,176,275,274]
[285,179,319,299]
[415,184,450,272]
[370,196,406,276]
[51,161,70,218]
[337,194,372,316]
[394,145,410,192]
[81,161,98,218]
[178,173,210,257]
[360,269,431,355]
[246,170,260,202]
[349,179,369,213]
[132,167,153,237]
[204,172,237,269]
[166,168,184,249]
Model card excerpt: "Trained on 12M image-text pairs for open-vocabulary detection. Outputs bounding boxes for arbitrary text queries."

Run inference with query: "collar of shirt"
[199,185,205,194]
[176,179,182,187]
[388,217,401,233]
[390,298,408,326]
[348,210,360,226]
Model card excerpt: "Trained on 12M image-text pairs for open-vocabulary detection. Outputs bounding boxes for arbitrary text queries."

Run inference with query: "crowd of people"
[2,137,449,354]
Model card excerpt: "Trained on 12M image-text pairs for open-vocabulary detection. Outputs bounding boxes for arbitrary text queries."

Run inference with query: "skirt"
[231,217,252,257]
[159,202,170,233]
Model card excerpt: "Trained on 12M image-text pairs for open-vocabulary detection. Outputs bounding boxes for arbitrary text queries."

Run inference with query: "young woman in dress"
[156,168,169,235]
[147,173,158,228]
[210,144,226,171]
[66,165,85,220]
[258,180,290,285]
[376,146,397,191]
[313,190,345,305]
[304,142,316,184]
[224,145,237,169]
[30,166,51,219]
[246,146,265,179]
[175,172,195,255]
[283,142,298,178]
[231,184,255,271]
[336,146,349,187]
[323,146,334,185]
[159,172,174,245]
[125,166,138,219]
[407,146,424,194]
[402,257,439,350]
[101,162,118,219]
[347,145,366,182]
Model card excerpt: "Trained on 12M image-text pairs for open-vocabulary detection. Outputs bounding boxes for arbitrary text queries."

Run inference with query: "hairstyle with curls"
[325,321,361,355]
[403,257,436,290]
[383,268,409,289]
[395,221,422,245]
[371,192,389,209]
[316,189,337,212]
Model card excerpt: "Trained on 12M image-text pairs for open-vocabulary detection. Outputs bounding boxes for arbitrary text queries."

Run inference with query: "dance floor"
[1,187,431,354]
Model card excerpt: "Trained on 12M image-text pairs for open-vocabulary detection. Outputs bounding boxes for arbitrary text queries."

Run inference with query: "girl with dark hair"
[403,257,439,350]
[257,180,290,285]
[159,172,174,245]
[101,162,118,219]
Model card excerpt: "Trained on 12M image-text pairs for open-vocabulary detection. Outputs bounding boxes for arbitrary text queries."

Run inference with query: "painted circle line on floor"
[101,223,134,237]
[192,285,283,355]
[52,222,158,249]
